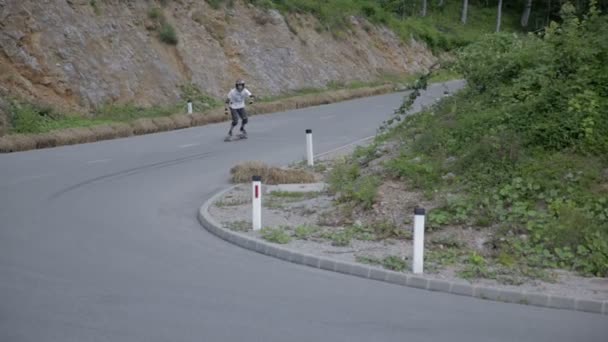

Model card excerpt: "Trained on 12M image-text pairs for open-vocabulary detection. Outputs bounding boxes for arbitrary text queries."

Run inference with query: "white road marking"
[316,135,375,158]
[179,143,201,149]
[86,159,111,164]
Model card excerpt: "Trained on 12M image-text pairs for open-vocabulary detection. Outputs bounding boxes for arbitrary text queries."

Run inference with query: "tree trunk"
[496,0,503,32]
[521,0,533,28]
[422,0,428,16]
[461,0,469,24]
[438,0,445,6]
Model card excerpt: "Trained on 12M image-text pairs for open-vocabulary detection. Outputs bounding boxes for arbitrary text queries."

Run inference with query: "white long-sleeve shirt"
[227,88,252,109]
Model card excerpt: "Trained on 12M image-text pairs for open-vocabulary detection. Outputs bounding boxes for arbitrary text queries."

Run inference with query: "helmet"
[235,79,245,91]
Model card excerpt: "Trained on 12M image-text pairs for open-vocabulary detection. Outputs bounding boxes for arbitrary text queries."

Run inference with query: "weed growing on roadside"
[261,227,292,244]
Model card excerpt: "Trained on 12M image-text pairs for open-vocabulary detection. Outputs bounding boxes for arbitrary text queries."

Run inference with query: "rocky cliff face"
[0,0,435,117]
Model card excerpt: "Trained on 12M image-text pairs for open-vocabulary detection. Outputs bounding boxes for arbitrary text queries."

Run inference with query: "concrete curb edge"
[198,188,607,316]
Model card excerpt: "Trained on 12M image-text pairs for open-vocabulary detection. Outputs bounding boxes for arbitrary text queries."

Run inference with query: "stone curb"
[198,186,607,316]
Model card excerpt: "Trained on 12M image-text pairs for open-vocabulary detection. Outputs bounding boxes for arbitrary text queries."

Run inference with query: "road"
[1,81,606,342]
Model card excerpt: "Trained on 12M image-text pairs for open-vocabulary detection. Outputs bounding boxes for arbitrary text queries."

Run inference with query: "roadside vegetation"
[329,3,608,279]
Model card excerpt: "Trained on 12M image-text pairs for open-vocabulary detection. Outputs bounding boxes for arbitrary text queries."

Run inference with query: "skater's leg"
[238,108,248,134]
[228,108,239,135]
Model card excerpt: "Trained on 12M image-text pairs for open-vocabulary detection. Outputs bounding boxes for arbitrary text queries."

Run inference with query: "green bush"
[10,104,49,134]
[329,230,352,247]
[206,0,223,9]
[328,160,380,209]
[148,7,163,20]
[179,84,221,111]
[294,225,319,240]
[382,4,608,277]
[382,256,407,272]
[261,227,292,244]
[159,23,178,45]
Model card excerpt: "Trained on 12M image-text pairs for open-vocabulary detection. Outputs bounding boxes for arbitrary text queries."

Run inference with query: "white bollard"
[412,208,426,274]
[187,100,193,114]
[306,129,314,167]
[252,176,262,231]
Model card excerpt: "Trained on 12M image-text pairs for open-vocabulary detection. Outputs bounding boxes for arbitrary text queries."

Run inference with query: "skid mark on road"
[49,150,217,200]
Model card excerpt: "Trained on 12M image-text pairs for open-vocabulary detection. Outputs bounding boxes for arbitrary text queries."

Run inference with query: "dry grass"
[170,114,192,129]
[0,135,15,152]
[34,133,58,149]
[230,161,315,185]
[151,117,176,132]
[68,127,96,143]
[110,122,133,137]
[90,124,117,140]
[0,134,36,152]
[131,118,159,135]
[49,127,96,146]
[191,112,226,127]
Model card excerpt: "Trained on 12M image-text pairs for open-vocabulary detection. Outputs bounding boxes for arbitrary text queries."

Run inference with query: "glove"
[224,107,229,115]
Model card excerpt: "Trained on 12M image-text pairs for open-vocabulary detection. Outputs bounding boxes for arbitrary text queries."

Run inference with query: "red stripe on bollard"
[255,185,259,199]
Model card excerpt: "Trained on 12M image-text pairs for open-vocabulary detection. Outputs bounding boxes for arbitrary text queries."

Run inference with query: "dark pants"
[229,108,248,130]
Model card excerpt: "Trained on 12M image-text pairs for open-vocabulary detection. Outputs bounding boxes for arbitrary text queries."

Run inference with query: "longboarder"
[225,79,255,142]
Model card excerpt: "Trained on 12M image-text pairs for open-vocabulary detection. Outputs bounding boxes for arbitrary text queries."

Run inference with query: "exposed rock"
[0,0,435,114]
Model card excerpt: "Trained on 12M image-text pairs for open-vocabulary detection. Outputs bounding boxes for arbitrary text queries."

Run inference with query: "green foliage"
[369,220,410,240]
[384,4,608,278]
[148,7,163,20]
[179,84,221,111]
[10,104,53,134]
[206,0,223,9]
[159,23,178,45]
[456,11,608,154]
[357,254,408,272]
[95,103,176,121]
[225,220,250,232]
[356,255,382,265]
[328,160,380,209]
[204,0,519,51]
[261,227,292,244]
[458,252,494,279]
[382,255,407,272]
[294,225,319,240]
[9,103,111,134]
[427,209,451,230]
[90,0,101,15]
[426,248,465,273]
[326,229,351,246]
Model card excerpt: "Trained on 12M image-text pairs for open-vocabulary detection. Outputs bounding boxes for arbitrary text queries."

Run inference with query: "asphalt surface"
[1,81,606,342]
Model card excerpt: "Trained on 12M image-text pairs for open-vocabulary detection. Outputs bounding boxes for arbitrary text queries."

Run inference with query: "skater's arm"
[245,89,255,104]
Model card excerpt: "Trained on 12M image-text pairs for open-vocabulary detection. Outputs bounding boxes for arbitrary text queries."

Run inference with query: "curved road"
[1,81,606,342]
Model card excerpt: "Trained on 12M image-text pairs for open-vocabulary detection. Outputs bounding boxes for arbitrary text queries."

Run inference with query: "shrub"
[261,227,292,244]
[159,23,178,45]
[382,256,407,272]
[328,160,379,209]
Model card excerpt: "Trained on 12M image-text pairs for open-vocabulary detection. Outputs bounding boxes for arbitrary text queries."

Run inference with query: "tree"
[461,0,469,24]
[422,0,428,16]
[521,0,533,27]
[496,0,503,32]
